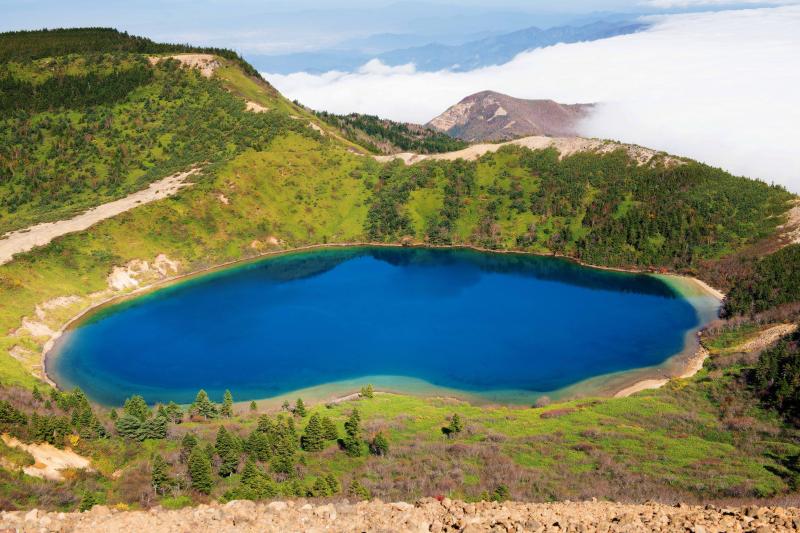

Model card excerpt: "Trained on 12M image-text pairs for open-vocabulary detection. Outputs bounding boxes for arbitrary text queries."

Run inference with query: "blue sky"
[2,0,794,54]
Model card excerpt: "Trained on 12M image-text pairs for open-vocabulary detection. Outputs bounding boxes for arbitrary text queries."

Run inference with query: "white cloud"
[643,0,795,7]
[265,6,800,191]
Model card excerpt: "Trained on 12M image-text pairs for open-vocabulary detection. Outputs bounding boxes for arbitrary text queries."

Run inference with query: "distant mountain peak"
[427,91,594,142]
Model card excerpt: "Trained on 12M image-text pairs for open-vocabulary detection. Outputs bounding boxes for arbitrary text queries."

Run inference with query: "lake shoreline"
[41,241,723,405]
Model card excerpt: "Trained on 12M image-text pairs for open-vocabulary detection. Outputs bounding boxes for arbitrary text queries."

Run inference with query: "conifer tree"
[271,433,296,474]
[215,426,240,477]
[369,431,389,456]
[123,395,150,421]
[79,491,98,512]
[321,416,338,441]
[115,413,142,439]
[188,447,213,494]
[343,409,362,457]
[109,408,118,421]
[301,413,325,452]
[221,390,234,418]
[245,429,271,461]
[180,432,198,463]
[448,413,463,435]
[249,400,257,413]
[165,401,183,423]
[294,398,307,417]
[191,389,217,419]
[347,479,370,500]
[325,473,341,494]
[240,459,259,486]
[32,385,43,402]
[360,384,375,399]
[151,453,171,495]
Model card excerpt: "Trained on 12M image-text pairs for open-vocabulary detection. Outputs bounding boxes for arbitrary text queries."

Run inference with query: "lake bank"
[42,243,722,406]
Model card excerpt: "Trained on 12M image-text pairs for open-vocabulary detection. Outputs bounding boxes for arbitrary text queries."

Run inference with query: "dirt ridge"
[3,498,799,532]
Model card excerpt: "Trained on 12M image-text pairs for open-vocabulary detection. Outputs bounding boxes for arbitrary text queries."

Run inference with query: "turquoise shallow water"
[51,247,706,405]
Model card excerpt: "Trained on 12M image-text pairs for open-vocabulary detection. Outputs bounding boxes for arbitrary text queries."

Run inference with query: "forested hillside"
[361,146,792,269]
[314,111,468,154]
[0,30,316,233]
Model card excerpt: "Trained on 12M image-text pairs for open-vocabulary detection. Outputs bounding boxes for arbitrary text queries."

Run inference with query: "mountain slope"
[379,20,647,72]
[427,90,594,141]
[253,20,646,74]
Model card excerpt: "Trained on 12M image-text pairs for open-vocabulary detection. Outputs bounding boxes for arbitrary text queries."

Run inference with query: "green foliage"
[151,453,172,495]
[123,395,150,421]
[188,446,213,494]
[360,384,375,398]
[348,479,371,500]
[191,390,217,419]
[447,413,463,437]
[180,432,198,463]
[369,431,389,456]
[164,401,183,424]
[78,491,98,512]
[215,426,239,477]
[343,409,363,457]
[0,399,26,424]
[491,484,510,502]
[250,400,257,412]
[755,328,800,423]
[0,28,261,76]
[321,416,338,441]
[724,244,800,317]
[294,398,307,417]
[221,390,234,418]
[314,111,468,154]
[300,413,325,452]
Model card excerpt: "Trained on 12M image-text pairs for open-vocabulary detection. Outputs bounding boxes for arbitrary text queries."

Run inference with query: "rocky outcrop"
[427,91,593,142]
[3,498,799,532]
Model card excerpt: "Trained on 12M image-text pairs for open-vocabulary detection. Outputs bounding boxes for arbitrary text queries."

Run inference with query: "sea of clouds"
[265,6,800,191]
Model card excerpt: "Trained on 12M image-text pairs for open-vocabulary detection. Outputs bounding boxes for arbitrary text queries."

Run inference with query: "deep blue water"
[51,247,702,405]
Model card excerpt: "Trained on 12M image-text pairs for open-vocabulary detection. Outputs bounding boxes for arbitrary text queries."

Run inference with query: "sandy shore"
[0,168,199,265]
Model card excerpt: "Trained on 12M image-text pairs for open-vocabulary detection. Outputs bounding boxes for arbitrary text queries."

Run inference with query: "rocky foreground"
[2,498,799,532]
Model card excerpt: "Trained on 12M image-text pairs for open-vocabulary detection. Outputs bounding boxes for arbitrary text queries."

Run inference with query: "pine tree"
[369,431,389,456]
[325,473,340,494]
[32,385,43,402]
[109,408,118,421]
[271,433,296,474]
[115,413,142,439]
[123,395,150,421]
[447,413,463,436]
[191,389,217,419]
[151,453,171,495]
[249,400,257,413]
[360,384,375,399]
[301,413,324,452]
[245,429,271,461]
[294,398,307,417]
[321,416,338,441]
[215,426,239,477]
[281,400,290,412]
[241,459,259,485]
[310,476,332,497]
[136,415,168,441]
[347,479,370,500]
[188,447,213,494]
[221,390,234,418]
[165,401,183,423]
[180,432,198,463]
[343,409,362,457]
[79,491,98,512]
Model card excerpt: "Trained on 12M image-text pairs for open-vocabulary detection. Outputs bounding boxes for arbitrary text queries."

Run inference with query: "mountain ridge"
[427,90,594,141]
